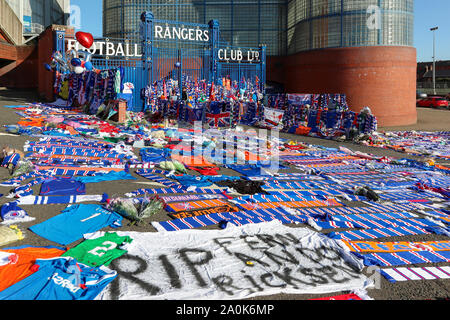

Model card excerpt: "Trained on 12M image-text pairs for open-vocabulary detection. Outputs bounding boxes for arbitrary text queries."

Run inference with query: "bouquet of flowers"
[105,195,165,225]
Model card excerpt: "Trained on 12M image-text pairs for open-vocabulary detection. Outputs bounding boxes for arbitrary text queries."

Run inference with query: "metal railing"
[23,23,45,36]
[417,82,450,90]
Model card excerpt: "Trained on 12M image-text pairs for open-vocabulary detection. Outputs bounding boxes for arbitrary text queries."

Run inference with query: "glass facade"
[6,0,70,34]
[287,0,414,54]
[103,0,414,56]
[103,0,287,56]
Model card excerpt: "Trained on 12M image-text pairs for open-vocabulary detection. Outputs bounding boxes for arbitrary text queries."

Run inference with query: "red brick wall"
[267,46,418,127]
[0,44,37,88]
[0,25,74,101]
[37,27,56,101]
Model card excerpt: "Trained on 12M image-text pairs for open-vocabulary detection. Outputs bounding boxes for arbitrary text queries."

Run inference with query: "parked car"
[416,96,449,108]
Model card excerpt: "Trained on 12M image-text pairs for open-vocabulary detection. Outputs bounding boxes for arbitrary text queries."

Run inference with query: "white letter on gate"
[106,42,115,56]
[203,30,209,42]
[116,43,124,56]
[218,49,224,60]
[67,39,77,51]
[97,42,105,56]
[155,25,163,39]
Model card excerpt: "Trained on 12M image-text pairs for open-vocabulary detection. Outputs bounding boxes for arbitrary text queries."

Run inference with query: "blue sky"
[70,0,450,62]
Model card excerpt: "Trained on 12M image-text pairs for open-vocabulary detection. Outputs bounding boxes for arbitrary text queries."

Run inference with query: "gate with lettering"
[55,11,266,112]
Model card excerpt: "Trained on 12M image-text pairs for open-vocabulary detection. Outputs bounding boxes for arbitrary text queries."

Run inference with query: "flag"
[206,112,231,128]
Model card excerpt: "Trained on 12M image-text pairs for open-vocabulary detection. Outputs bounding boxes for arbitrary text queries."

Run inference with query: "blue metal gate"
[55,11,266,112]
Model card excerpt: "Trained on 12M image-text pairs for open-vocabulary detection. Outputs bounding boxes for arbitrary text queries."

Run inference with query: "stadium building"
[103,0,416,126]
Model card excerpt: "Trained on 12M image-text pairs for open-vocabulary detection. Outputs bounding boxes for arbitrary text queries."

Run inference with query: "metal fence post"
[208,19,220,84]
[259,44,266,94]
[141,11,154,85]
[54,29,66,72]
[178,49,183,100]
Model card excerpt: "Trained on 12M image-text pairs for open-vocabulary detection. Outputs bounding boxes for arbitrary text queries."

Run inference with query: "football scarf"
[326,225,435,241]
[378,266,450,283]
[331,212,420,222]
[0,170,53,187]
[232,194,328,204]
[1,153,21,168]
[134,172,180,187]
[341,240,450,253]
[378,191,442,201]
[353,250,450,267]
[168,205,240,219]
[14,194,108,205]
[261,181,318,190]
[160,194,228,203]
[419,210,450,224]
[236,198,342,211]
[246,175,324,181]
[266,189,347,197]
[165,199,237,213]
[295,203,419,217]
[8,174,54,198]
[125,187,225,197]
[152,207,297,232]
[307,217,439,231]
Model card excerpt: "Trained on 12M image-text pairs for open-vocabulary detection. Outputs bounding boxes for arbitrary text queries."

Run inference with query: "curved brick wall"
[267,46,418,127]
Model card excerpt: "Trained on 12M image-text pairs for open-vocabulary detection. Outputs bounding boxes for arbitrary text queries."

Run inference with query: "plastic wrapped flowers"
[105,195,165,226]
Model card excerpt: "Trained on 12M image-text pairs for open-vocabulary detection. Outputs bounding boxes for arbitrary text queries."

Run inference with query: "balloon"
[174,62,181,68]
[52,52,70,73]
[65,49,78,72]
[73,66,85,74]
[81,61,86,68]
[71,58,82,67]
[84,61,93,71]
[77,50,93,63]
[44,63,52,71]
[75,31,94,49]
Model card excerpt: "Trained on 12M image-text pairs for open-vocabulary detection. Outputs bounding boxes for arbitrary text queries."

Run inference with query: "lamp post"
[430,26,438,95]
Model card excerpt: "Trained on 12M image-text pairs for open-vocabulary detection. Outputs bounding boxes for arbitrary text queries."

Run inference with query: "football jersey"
[0,246,66,292]
[40,177,86,196]
[0,257,116,300]
[62,232,133,267]
[29,204,123,246]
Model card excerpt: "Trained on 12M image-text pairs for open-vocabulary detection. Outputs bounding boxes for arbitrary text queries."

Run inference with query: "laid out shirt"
[40,177,86,196]
[0,257,116,300]
[29,204,123,246]
[173,175,213,187]
[62,232,133,267]
[0,246,66,292]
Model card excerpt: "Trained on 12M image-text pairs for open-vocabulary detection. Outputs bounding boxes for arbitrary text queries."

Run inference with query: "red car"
[417,96,449,108]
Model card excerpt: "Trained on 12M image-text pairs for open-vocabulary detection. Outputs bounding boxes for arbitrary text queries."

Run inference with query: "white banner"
[96,221,372,300]
[264,107,285,129]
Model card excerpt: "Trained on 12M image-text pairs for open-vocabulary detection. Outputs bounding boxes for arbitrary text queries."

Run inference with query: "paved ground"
[0,88,449,301]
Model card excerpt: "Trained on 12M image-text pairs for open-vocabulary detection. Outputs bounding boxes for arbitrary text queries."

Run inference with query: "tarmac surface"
[0,88,449,301]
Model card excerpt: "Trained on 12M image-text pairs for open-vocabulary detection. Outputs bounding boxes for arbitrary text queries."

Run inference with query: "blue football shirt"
[29,204,123,245]
[0,257,117,300]
[40,177,86,196]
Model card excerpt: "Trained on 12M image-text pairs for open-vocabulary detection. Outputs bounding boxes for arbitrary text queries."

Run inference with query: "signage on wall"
[217,49,260,63]
[67,39,142,58]
[154,25,210,42]
[23,16,32,33]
